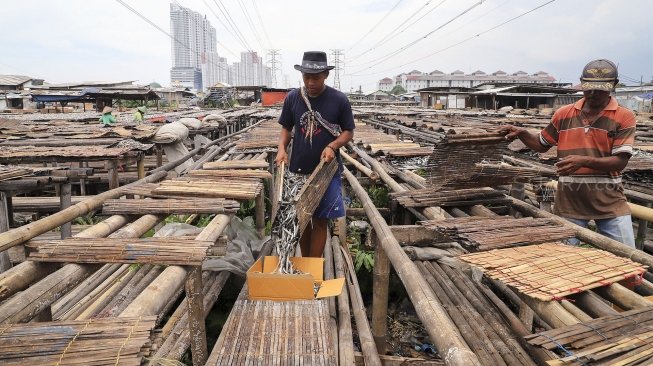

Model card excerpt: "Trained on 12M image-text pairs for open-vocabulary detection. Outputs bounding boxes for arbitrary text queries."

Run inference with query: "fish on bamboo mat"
[0,316,156,366]
[459,243,648,301]
[420,216,576,250]
[525,306,653,365]
[102,198,240,215]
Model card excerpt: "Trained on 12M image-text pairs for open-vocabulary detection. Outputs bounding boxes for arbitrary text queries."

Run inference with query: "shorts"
[313,173,345,219]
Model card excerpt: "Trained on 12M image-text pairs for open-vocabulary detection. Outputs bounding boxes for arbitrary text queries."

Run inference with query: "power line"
[350,0,447,62]
[350,0,556,77]
[250,0,273,48]
[236,0,266,50]
[347,0,405,51]
[331,49,344,90]
[211,0,253,51]
[198,0,248,51]
[349,0,486,71]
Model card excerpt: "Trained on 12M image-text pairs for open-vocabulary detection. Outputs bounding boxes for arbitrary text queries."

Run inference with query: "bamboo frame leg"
[371,232,389,354]
[137,155,146,180]
[635,203,651,250]
[108,160,119,190]
[59,183,72,239]
[255,191,265,239]
[0,193,12,272]
[156,146,164,167]
[509,183,525,218]
[332,236,355,366]
[186,266,208,365]
[78,162,87,196]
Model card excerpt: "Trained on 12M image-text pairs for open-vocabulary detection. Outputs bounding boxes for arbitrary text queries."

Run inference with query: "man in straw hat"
[275,51,355,257]
[133,106,147,124]
[99,106,116,127]
[499,59,637,247]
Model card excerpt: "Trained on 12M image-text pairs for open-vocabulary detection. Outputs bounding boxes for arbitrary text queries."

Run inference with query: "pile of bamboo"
[525,306,653,365]
[189,169,272,179]
[416,260,539,366]
[152,177,263,200]
[392,187,507,208]
[28,237,213,265]
[0,145,134,160]
[202,159,269,170]
[420,217,576,250]
[0,164,33,181]
[0,316,156,366]
[459,243,648,301]
[423,132,509,186]
[102,198,240,214]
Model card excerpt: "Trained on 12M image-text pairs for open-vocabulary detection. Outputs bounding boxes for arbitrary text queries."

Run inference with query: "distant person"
[99,106,116,127]
[499,59,636,247]
[133,106,147,124]
[274,51,355,257]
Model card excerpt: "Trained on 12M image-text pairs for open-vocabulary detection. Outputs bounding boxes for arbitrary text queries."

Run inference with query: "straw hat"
[102,106,113,114]
[137,106,147,113]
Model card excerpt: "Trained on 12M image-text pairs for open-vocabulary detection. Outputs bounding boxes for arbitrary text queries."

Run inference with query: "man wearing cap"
[500,59,637,247]
[275,51,355,257]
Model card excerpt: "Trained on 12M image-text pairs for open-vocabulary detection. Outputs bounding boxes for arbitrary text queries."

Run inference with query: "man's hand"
[497,125,525,140]
[274,148,288,166]
[555,155,588,175]
[321,145,336,163]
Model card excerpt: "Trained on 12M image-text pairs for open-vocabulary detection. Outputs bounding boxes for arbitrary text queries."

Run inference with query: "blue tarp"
[31,94,89,103]
[637,92,653,100]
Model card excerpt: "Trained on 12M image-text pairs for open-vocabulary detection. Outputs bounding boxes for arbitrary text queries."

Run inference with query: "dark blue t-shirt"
[279,86,355,174]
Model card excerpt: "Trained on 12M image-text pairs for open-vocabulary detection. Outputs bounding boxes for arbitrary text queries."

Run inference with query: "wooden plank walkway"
[206,298,336,365]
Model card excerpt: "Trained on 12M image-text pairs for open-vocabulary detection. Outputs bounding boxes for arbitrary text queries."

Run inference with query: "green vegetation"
[389,84,407,95]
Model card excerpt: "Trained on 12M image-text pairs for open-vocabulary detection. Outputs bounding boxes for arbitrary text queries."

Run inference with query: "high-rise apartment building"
[229,51,271,87]
[170,3,217,90]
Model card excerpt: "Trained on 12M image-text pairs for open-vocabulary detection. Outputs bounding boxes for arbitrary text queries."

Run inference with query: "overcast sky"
[1,0,651,93]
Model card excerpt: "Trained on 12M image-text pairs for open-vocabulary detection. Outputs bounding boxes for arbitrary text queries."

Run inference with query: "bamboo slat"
[295,159,338,236]
[205,299,336,365]
[189,169,272,179]
[392,187,507,207]
[102,198,240,214]
[152,178,263,200]
[525,306,653,365]
[459,243,649,301]
[0,145,135,161]
[202,159,269,170]
[0,164,33,181]
[0,316,156,366]
[28,237,213,265]
[420,216,576,251]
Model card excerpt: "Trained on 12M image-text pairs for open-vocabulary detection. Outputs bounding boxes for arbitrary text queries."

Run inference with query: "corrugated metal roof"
[0,75,32,86]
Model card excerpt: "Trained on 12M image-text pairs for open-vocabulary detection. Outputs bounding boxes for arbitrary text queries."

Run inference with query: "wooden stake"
[371,231,390,354]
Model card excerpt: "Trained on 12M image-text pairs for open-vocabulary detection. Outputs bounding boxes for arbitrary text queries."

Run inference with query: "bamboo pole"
[119,214,230,317]
[0,215,129,302]
[339,244,382,366]
[343,167,481,366]
[341,150,379,181]
[323,234,339,361]
[571,291,619,318]
[332,236,355,366]
[517,292,580,329]
[0,192,12,273]
[0,214,161,324]
[371,231,390,354]
[508,195,653,268]
[0,171,168,253]
[593,283,653,310]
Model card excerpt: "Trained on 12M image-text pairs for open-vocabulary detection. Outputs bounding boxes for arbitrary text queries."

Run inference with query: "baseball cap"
[580,59,618,91]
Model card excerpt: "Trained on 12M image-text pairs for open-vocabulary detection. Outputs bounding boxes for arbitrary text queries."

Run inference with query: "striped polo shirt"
[539,97,636,219]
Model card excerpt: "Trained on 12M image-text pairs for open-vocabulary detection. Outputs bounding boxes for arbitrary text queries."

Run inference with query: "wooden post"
[0,193,12,272]
[186,266,208,365]
[137,155,146,180]
[156,146,164,167]
[59,183,72,239]
[78,162,87,196]
[371,231,389,353]
[255,191,265,239]
[636,202,651,250]
[108,160,119,190]
[509,183,525,218]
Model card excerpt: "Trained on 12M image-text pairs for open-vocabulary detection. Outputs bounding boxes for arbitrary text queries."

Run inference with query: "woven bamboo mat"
[206,299,336,365]
[420,217,576,251]
[28,237,213,265]
[189,169,272,179]
[392,187,507,208]
[0,316,156,366]
[152,178,263,200]
[202,159,269,170]
[525,306,653,365]
[102,198,240,214]
[459,243,648,301]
